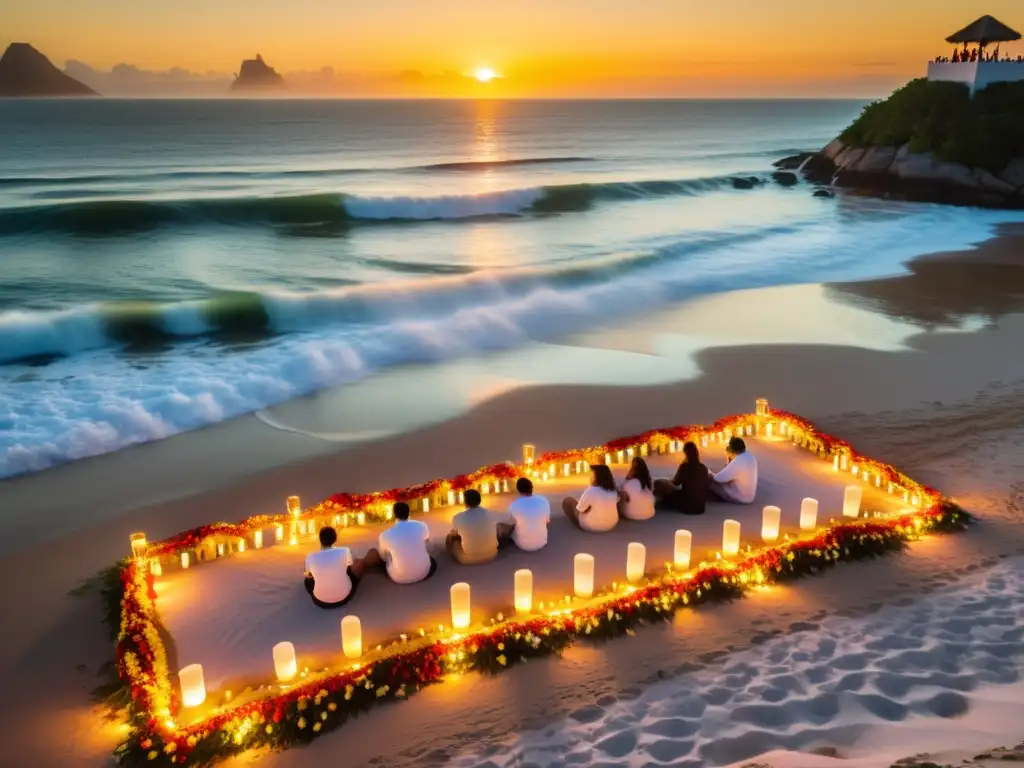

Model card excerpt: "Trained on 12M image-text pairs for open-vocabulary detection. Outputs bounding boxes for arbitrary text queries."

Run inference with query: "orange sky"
[4,0,1023,97]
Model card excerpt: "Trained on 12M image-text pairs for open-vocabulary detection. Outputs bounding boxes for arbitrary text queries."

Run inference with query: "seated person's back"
[577,483,619,532]
[449,490,512,564]
[507,477,551,551]
[305,544,353,604]
[711,437,758,504]
[379,516,432,584]
[620,458,655,521]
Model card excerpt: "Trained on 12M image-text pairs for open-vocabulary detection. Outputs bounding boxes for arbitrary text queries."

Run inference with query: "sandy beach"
[2,226,1024,767]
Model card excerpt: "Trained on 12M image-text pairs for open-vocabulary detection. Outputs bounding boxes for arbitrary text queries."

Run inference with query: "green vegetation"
[840,78,1024,173]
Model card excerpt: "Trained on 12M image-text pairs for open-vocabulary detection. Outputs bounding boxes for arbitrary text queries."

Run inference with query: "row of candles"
[174,485,869,709]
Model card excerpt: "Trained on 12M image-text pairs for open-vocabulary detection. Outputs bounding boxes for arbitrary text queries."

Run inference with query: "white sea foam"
[342,187,545,220]
[444,558,1024,768]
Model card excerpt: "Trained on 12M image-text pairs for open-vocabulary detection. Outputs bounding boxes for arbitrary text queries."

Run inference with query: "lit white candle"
[238,539,246,553]
[287,496,301,517]
[341,616,362,659]
[447,490,456,506]
[179,664,206,708]
[216,542,224,557]
[800,498,818,530]
[563,463,570,476]
[722,520,741,557]
[450,583,471,630]
[514,569,533,614]
[833,455,840,471]
[422,498,430,513]
[357,512,365,525]
[761,506,781,542]
[273,641,297,682]
[150,559,162,577]
[766,423,774,438]
[674,530,692,570]
[626,542,646,583]
[129,532,148,561]
[181,552,190,569]
[275,525,284,542]
[574,553,595,598]
[843,486,862,518]
[254,530,263,549]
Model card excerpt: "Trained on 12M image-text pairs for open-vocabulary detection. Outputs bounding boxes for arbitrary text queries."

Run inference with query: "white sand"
[441,556,1024,768]
[160,439,906,691]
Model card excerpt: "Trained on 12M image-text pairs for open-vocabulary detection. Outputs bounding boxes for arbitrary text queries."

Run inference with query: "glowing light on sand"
[450,583,471,630]
[254,530,263,549]
[574,554,595,598]
[447,490,456,506]
[275,525,284,542]
[181,552,189,569]
[800,498,818,530]
[273,642,297,682]
[674,530,692,570]
[626,542,646,583]
[422,498,430,513]
[766,423,774,438]
[287,496,301,517]
[341,616,362,659]
[179,664,206,708]
[514,569,533,614]
[843,486,862,518]
[238,539,245,553]
[129,532,148,561]
[357,513,365,526]
[762,506,781,542]
[723,520,741,557]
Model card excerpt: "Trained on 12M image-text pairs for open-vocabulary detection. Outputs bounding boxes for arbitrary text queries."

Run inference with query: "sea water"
[0,99,1019,476]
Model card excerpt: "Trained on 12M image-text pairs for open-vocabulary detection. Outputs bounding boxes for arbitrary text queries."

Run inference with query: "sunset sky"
[4,0,1022,97]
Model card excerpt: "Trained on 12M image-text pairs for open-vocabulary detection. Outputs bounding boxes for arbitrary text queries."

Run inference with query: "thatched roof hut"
[946,15,1021,47]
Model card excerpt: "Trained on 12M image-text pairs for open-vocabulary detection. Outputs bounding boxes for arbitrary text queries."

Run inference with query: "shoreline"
[2,227,1024,765]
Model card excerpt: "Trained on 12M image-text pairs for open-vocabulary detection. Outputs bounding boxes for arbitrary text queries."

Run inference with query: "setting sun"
[474,67,497,83]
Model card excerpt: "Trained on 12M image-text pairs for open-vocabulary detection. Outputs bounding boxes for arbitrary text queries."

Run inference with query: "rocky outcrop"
[779,140,1024,209]
[771,171,799,187]
[0,43,97,97]
[230,54,284,91]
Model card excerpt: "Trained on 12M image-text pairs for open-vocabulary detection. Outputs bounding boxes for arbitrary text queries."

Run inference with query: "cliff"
[0,43,97,97]
[230,54,284,91]
[782,78,1024,209]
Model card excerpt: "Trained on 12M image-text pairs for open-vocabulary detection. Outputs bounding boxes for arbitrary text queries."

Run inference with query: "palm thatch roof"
[946,15,1021,45]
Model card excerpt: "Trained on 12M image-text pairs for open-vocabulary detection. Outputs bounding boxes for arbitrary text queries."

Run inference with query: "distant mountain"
[0,43,97,97]
[231,54,284,91]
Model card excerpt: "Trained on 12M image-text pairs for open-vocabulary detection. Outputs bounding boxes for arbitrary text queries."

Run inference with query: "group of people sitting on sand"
[303,437,758,609]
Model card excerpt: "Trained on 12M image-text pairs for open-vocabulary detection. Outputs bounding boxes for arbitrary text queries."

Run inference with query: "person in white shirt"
[619,457,656,521]
[303,526,364,609]
[446,489,515,565]
[507,477,551,551]
[562,464,620,533]
[710,437,758,504]
[364,502,437,584]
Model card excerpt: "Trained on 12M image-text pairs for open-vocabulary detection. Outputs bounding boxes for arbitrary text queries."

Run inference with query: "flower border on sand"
[108,404,969,766]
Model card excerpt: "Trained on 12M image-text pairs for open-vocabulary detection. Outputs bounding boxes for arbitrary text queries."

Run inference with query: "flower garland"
[110,407,962,766]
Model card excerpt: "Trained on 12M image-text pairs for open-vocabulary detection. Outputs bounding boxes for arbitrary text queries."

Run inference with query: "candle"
[563,463,570,476]
[574,553,595,598]
[129,532,148,561]
[843,486,862,518]
[761,506,781,542]
[216,543,224,557]
[357,512,365,526]
[180,552,190,569]
[626,542,646,583]
[447,490,455,506]
[237,539,246,553]
[756,398,769,417]
[254,530,263,549]
[722,520,741,557]
[800,498,818,530]
[179,664,206,708]
[674,530,692,570]
[450,583,471,630]
[522,444,535,466]
[275,525,284,543]
[341,616,362,659]
[422,498,430,513]
[514,569,533,614]
[273,642,297,682]
[150,559,162,577]
[287,496,301,517]
[766,423,774,438]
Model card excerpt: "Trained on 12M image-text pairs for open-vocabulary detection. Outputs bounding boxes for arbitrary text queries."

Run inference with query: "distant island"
[0,43,97,97]
[231,54,284,92]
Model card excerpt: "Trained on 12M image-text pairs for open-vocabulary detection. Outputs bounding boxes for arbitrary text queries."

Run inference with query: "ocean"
[1,98,1019,478]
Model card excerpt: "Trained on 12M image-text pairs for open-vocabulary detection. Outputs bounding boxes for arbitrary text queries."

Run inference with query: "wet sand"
[2,227,1024,765]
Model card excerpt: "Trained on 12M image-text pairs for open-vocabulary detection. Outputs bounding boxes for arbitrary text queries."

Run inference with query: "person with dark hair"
[619,457,655,520]
[654,441,711,515]
[562,464,620,532]
[507,477,551,551]
[709,436,758,504]
[446,488,515,564]
[366,501,436,584]
[304,526,365,609]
